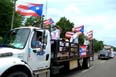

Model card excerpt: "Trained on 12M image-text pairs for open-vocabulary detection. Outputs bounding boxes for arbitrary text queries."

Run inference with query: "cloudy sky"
[17,0,116,46]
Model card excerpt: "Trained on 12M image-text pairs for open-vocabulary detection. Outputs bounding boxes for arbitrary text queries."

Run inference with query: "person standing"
[51,26,61,56]
[51,26,61,40]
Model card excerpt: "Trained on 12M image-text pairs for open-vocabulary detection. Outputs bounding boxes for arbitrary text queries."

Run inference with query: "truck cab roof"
[12,26,42,30]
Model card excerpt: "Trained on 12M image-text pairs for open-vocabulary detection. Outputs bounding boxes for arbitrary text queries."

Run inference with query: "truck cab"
[0,27,51,77]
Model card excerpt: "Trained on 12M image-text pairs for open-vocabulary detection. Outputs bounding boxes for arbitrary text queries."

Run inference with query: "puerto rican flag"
[87,30,93,40]
[65,32,74,38]
[72,25,84,33]
[44,18,54,26]
[16,3,43,17]
[80,45,87,57]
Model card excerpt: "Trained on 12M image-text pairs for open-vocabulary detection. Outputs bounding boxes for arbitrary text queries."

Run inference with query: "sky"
[17,0,116,47]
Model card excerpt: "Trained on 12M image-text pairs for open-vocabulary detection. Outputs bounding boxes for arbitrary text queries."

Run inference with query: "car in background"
[98,50,110,60]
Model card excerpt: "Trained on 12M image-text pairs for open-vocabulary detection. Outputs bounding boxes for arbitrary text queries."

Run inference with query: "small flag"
[44,18,54,26]
[72,25,84,33]
[65,32,74,38]
[87,30,93,40]
[16,3,43,17]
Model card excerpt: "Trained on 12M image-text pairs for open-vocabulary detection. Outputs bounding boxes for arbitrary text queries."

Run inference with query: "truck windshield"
[3,28,30,49]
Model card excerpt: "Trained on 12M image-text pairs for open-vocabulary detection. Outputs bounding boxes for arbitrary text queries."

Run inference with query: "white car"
[98,50,110,60]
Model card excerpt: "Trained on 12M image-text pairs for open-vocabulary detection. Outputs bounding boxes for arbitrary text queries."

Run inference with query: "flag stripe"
[17,5,29,10]
[65,32,74,38]
[66,32,74,35]
[16,10,38,16]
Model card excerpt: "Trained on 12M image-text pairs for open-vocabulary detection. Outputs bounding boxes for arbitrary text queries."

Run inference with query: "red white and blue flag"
[87,30,93,40]
[16,3,43,17]
[65,32,74,38]
[43,18,54,26]
[79,45,87,57]
[72,25,84,33]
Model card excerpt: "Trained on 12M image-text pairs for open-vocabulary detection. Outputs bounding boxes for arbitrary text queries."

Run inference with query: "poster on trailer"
[79,45,87,57]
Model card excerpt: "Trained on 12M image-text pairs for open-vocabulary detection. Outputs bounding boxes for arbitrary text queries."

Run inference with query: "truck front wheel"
[6,71,28,77]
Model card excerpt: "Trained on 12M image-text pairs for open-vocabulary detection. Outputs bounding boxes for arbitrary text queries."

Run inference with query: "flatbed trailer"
[51,39,94,74]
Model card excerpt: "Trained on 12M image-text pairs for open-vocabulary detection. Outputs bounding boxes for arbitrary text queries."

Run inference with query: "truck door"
[28,30,51,71]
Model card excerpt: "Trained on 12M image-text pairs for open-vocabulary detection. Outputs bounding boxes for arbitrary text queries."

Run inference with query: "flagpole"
[11,0,17,30]
[45,0,48,19]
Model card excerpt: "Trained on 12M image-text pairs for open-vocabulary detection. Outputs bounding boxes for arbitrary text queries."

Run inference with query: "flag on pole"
[87,30,93,40]
[43,18,54,26]
[72,25,84,33]
[72,25,84,36]
[16,3,43,17]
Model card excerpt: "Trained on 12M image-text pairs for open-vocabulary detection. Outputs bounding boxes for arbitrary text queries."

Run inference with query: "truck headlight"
[0,52,13,57]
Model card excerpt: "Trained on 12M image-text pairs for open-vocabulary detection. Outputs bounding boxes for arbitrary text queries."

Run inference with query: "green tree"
[56,17,74,38]
[25,17,36,26]
[113,47,116,51]
[0,0,12,36]
[0,0,23,37]
[14,13,23,28]
[78,34,85,45]
[93,39,104,52]
[24,16,44,27]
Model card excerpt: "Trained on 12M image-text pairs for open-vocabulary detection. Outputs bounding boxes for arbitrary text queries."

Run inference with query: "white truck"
[104,45,114,58]
[0,26,94,77]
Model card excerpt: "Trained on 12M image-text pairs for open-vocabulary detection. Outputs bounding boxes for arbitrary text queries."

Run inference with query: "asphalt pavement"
[59,54,116,77]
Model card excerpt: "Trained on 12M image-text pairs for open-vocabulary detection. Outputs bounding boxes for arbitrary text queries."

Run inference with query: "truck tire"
[78,59,83,69]
[82,58,90,69]
[6,71,28,77]
[86,58,90,68]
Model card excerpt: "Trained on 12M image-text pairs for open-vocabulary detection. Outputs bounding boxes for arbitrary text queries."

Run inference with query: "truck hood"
[0,47,21,54]
[0,47,25,59]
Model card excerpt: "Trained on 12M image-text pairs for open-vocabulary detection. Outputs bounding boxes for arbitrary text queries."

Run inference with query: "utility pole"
[11,0,17,30]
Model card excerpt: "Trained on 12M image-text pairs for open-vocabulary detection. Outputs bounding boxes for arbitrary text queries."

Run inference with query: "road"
[59,56,116,77]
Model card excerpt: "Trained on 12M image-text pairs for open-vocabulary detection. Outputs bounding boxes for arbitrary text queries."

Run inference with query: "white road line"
[70,76,80,77]
[90,66,94,69]
[82,69,89,73]
[82,66,94,73]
